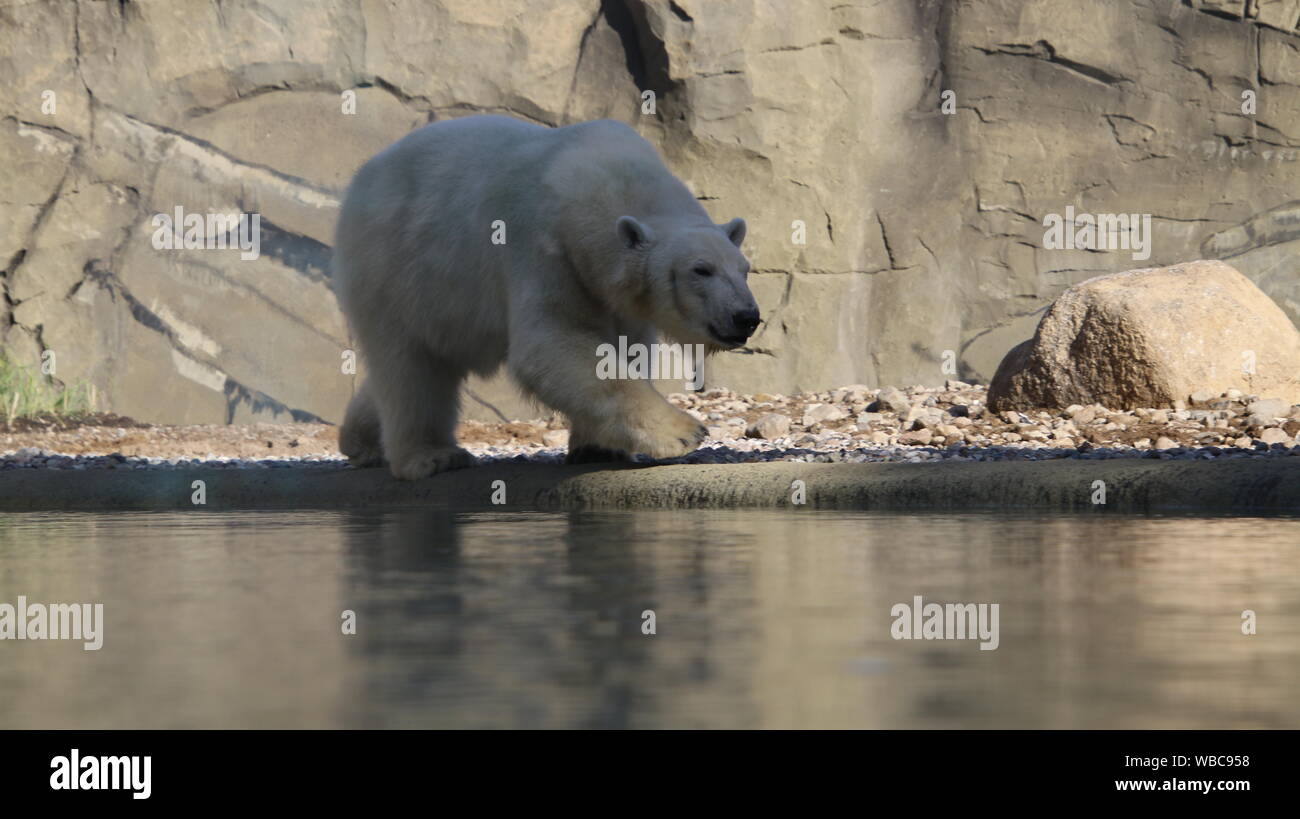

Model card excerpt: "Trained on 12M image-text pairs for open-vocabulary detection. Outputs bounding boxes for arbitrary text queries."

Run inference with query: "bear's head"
[615,215,761,351]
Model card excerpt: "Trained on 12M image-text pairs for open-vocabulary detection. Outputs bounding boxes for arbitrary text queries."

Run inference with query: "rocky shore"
[3,382,1299,472]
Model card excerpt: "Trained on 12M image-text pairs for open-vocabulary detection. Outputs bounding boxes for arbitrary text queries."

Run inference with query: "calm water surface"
[0,509,1297,728]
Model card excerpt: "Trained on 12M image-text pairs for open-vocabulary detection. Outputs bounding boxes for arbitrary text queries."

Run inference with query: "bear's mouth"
[708,324,748,348]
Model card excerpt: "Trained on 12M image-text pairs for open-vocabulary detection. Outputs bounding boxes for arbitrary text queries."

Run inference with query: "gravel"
[4,382,1300,471]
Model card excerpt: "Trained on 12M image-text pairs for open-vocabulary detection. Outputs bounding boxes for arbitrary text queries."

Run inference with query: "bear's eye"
[692,264,714,277]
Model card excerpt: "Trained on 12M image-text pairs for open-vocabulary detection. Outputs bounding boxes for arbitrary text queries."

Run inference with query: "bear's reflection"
[338,508,741,728]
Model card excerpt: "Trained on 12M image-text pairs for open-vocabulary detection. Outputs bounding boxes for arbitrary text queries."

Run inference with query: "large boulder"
[987,260,1300,411]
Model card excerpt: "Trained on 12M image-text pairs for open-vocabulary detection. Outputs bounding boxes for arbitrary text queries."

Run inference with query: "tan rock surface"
[3,2,1300,423]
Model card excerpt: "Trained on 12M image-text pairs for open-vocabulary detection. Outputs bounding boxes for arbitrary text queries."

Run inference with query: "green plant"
[0,353,96,422]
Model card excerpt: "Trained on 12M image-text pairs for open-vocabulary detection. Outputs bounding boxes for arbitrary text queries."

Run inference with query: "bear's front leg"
[510,325,706,461]
[368,345,475,480]
[598,382,707,460]
[339,379,385,467]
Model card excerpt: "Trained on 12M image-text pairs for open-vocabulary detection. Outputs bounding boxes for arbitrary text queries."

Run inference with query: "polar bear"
[333,115,760,480]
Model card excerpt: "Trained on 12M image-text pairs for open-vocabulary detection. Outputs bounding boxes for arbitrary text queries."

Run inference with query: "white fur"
[334,116,756,479]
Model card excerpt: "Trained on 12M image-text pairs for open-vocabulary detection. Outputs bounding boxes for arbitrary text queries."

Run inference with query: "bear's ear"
[721,217,747,247]
[616,216,655,250]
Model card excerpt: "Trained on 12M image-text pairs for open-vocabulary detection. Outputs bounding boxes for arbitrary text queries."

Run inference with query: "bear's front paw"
[637,408,707,459]
[388,446,476,480]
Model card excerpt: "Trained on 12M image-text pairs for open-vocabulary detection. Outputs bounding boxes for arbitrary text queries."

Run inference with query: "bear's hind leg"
[339,381,384,467]
[371,347,475,480]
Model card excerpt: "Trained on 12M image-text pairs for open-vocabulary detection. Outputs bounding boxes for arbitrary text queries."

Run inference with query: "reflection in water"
[0,509,1297,728]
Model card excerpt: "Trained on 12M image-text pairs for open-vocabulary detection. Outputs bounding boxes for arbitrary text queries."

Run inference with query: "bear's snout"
[733,308,761,337]
[710,307,761,347]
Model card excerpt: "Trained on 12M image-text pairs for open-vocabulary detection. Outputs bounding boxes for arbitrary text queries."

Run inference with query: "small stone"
[832,384,872,403]
[906,407,944,428]
[1259,427,1291,445]
[802,403,847,426]
[1246,414,1274,429]
[1070,406,1097,425]
[898,428,933,446]
[876,387,911,414]
[1154,436,1178,450]
[1247,398,1290,419]
[747,413,791,440]
[936,424,962,439]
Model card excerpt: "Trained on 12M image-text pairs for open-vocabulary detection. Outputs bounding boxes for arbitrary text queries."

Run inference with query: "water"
[0,509,1297,729]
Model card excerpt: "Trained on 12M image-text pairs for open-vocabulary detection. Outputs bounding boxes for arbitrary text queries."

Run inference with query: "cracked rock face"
[2,0,1300,424]
[987,260,1300,411]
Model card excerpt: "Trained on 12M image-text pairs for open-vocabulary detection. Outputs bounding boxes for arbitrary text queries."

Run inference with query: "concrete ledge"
[2,458,1298,512]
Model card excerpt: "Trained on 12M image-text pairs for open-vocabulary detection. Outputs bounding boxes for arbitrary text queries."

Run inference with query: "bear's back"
[542,120,703,226]
[348,115,689,218]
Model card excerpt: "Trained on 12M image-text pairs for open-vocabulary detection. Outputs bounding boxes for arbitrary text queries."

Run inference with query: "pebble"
[748,413,792,440]
[875,387,911,414]
[1259,428,1292,445]
[802,403,846,426]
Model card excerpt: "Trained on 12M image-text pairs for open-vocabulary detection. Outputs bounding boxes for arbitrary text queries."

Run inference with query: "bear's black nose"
[733,308,761,336]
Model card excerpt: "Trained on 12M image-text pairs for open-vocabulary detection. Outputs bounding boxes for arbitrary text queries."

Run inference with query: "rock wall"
[2,0,1298,424]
